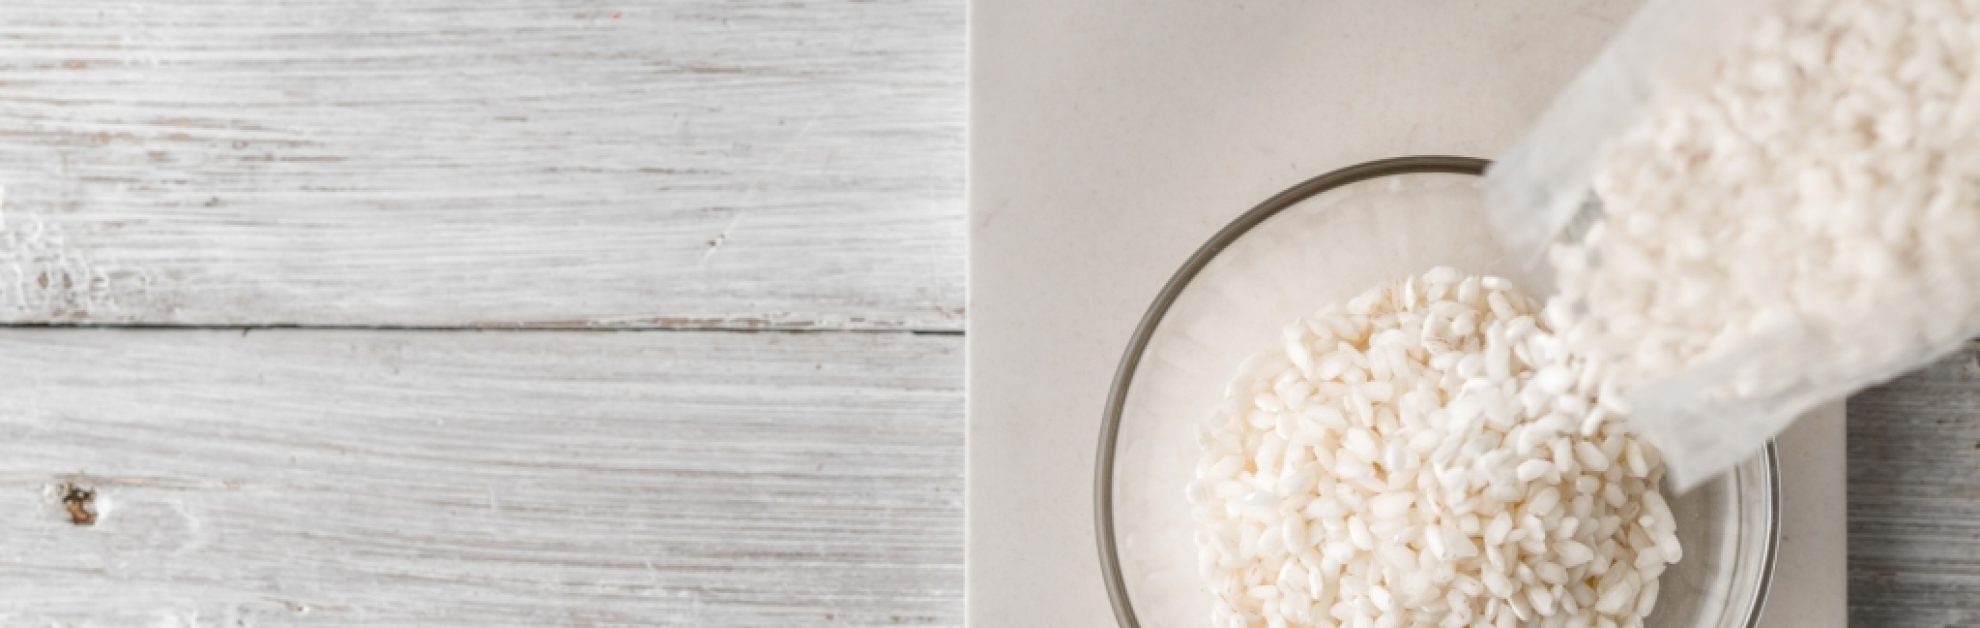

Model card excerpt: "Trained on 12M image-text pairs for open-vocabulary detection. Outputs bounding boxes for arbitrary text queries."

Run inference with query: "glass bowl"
[1095,156,1779,628]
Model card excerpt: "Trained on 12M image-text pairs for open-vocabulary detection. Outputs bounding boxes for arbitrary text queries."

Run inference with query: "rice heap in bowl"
[1189,267,1678,628]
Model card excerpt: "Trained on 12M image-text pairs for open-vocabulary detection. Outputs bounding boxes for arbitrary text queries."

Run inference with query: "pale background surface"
[0,0,1964,626]
[0,1,964,625]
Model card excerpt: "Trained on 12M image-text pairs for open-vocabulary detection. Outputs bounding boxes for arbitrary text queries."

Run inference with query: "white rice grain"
[1191,269,1676,627]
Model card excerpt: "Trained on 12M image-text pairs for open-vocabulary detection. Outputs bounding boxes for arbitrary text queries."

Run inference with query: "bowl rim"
[1093,155,1781,628]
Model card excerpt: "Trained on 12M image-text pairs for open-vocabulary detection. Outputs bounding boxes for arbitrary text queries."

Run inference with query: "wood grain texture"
[0,0,964,330]
[1848,344,1980,626]
[0,329,961,627]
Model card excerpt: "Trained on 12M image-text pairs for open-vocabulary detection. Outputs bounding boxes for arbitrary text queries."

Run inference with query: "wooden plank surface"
[0,0,965,331]
[1848,345,1980,626]
[0,329,961,626]
[4,0,1979,625]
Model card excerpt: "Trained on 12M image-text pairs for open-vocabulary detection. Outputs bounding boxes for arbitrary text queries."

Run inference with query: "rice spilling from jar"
[1190,268,1676,628]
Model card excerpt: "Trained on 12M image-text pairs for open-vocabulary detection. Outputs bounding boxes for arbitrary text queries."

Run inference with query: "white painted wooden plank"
[0,329,961,626]
[0,0,964,330]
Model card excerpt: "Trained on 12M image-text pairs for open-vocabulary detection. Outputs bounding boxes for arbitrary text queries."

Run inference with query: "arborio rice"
[1479,0,1980,485]
[1189,268,1676,628]
[1542,0,1980,483]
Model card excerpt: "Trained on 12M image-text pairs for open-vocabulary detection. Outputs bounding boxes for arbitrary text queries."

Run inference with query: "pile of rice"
[1189,268,1676,628]
[1548,0,1980,469]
